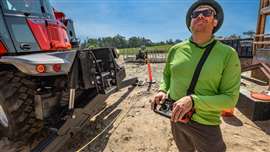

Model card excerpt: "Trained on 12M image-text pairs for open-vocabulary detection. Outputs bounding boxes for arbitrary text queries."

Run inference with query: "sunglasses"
[191,9,214,18]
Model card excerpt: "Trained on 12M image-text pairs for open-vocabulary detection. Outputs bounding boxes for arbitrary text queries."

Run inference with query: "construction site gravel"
[59,60,270,152]
[0,61,269,152]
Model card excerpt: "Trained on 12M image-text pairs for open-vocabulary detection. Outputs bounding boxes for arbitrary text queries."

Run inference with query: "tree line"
[80,30,255,49]
[80,34,182,49]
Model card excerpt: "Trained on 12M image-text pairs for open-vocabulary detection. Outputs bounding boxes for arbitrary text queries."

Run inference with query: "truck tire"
[0,71,42,141]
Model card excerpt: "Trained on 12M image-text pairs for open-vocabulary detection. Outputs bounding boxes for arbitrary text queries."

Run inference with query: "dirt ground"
[59,62,270,152]
[0,60,269,152]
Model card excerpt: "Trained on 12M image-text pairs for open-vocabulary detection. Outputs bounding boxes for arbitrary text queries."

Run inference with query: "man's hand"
[171,96,193,122]
[150,91,167,110]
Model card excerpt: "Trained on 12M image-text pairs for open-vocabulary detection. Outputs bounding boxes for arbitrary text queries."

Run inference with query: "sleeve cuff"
[158,89,167,94]
[191,94,199,109]
[190,95,195,108]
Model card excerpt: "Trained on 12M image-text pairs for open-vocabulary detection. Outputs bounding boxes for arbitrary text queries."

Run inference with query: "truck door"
[0,0,44,53]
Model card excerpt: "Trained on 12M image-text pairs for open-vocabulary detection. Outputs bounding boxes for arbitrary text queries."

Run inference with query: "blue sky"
[50,0,269,42]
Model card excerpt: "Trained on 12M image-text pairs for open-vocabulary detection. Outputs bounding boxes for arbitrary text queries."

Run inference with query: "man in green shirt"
[151,0,241,151]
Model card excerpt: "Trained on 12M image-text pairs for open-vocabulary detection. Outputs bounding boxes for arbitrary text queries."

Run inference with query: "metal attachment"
[68,89,76,110]
[0,104,8,127]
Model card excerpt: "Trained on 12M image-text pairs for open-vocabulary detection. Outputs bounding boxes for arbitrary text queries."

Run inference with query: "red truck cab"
[0,0,78,55]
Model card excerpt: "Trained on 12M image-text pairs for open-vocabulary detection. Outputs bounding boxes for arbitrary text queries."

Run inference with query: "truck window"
[43,0,55,19]
[1,0,43,15]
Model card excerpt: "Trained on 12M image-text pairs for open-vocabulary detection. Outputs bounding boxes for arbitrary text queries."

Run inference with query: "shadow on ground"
[255,121,270,135]
[222,116,243,127]
[61,86,137,152]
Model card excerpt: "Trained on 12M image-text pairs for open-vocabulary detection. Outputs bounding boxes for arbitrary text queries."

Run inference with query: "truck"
[0,0,137,151]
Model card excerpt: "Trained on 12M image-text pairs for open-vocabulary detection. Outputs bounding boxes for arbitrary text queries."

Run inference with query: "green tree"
[113,34,127,48]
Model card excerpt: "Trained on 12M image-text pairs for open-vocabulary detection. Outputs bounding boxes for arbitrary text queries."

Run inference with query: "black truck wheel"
[0,71,42,141]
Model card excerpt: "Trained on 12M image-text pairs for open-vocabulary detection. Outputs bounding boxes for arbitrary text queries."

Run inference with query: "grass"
[119,44,173,55]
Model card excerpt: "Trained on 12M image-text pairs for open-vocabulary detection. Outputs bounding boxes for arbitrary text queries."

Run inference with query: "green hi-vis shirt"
[159,37,241,125]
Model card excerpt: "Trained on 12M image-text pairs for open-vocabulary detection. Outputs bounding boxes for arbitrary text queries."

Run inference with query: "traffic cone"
[147,61,153,82]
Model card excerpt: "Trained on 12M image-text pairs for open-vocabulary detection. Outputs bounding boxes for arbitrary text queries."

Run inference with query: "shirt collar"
[189,36,215,49]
